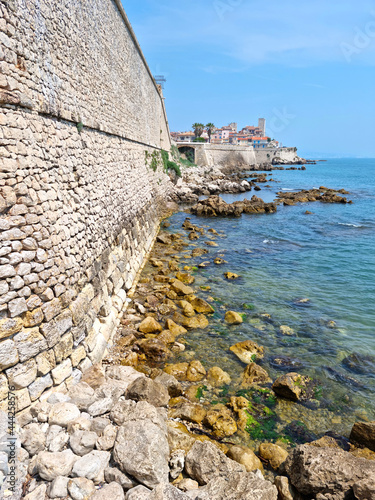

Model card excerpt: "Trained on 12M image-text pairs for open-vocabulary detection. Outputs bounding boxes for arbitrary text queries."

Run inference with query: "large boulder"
[112,400,169,488]
[285,444,375,499]
[126,377,170,407]
[35,449,77,480]
[185,441,245,485]
[199,470,278,500]
[350,421,375,452]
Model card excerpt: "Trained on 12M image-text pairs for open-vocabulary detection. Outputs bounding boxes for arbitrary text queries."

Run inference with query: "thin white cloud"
[128,0,375,66]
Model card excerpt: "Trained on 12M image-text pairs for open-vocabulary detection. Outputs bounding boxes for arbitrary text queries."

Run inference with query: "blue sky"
[123,1,375,157]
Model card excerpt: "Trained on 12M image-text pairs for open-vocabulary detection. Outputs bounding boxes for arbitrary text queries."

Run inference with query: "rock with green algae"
[241,363,271,387]
[229,340,264,364]
[272,372,313,401]
[225,311,243,324]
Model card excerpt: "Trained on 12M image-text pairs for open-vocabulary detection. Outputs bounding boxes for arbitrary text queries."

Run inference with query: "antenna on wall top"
[154,75,166,89]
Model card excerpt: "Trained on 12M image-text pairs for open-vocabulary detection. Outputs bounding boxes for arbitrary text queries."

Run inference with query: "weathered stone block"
[0,339,19,370]
[51,358,72,385]
[71,345,86,367]
[54,332,74,363]
[8,297,28,317]
[14,326,47,362]
[6,359,37,389]
[23,307,44,327]
[42,298,62,322]
[36,349,56,376]
[0,317,23,340]
[40,310,73,348]
[28,373,53,401]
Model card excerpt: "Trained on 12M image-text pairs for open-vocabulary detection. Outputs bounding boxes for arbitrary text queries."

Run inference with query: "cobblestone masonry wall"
[0,0,172,416]
[254,147,300,164]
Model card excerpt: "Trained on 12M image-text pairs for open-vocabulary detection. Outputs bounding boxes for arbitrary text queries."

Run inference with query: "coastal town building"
[172,118,274,147]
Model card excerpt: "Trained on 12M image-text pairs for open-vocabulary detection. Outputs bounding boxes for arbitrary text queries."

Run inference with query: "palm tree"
[192,123,205,138]
[205,123,215,143]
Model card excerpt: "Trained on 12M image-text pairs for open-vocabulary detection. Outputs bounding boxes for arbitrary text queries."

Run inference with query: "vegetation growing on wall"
[145,149,181,177]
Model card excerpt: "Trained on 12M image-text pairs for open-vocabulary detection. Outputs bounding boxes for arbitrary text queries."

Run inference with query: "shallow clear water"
[166,158,375,439]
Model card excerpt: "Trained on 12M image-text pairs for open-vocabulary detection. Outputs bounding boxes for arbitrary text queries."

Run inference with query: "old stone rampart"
[0,0,172,415]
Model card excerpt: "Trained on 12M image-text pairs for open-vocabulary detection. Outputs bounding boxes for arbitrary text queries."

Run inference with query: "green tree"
[192,123,205,138]
[205,123,215,143]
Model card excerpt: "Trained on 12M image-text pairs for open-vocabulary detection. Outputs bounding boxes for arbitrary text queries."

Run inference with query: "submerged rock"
[272,372,313,401]
[350,421,375,452]
[225,311,243,324]
[230,340,264,364]
[342,352,375,375]
[206,366,231,387]
[241,363,271,387]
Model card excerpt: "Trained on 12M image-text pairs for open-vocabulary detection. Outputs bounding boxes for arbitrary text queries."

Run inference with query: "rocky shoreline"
[10,218,375,499]
[3,165,374,500]
[169,163,306,205]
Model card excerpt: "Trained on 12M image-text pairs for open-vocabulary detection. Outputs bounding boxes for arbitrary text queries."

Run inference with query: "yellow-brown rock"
[138,316,163,334]
[204,404,232,427]
[183,385,201,402]
[229,396,250,412]
[23,308,44,328]
[0,317,23,340]
[190,297,214,314]
[165,318,187,336]
[207,367,231,387]
[241,363,271,387]
[165,362,189,381]
[169,398,207,424]
[227,445,263,472]
[176,272,195,285]
[186,360,206,382]
[167,420,228,455]
[212,416,238,439]
[224,272,239,279]
[258,443,289,470]
[229,340,264,364]
[168,260,179,272]
[173,312,209,329]
[136,338,170,362]
[170,279,194,296]
[179,300,195,318]
[225,311,243,325]
[157,330,177,344]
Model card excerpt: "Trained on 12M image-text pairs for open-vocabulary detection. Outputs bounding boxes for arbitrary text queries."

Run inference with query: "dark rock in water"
[285,444,375,498]
[342,353,375,376]
[350,421,375,452]
[283,420,317,444]
[272,373,315,401]
[269,355,304,371]
[324,431,351,451]
[190,195,277,218]
[324,366,364,389]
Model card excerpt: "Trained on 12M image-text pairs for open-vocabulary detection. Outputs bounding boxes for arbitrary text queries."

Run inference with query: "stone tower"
[258,118,266,136]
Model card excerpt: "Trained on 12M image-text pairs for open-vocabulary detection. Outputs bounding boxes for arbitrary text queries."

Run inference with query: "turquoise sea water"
[166,158,375,438]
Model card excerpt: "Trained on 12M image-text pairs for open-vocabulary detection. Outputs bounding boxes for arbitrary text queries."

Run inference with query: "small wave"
[281,188,296,191]
[338,223,364,228]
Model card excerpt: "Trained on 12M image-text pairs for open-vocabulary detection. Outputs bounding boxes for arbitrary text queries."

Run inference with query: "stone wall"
[254,147,301,165]
[0,0,172,415]
[178,144,257,167]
